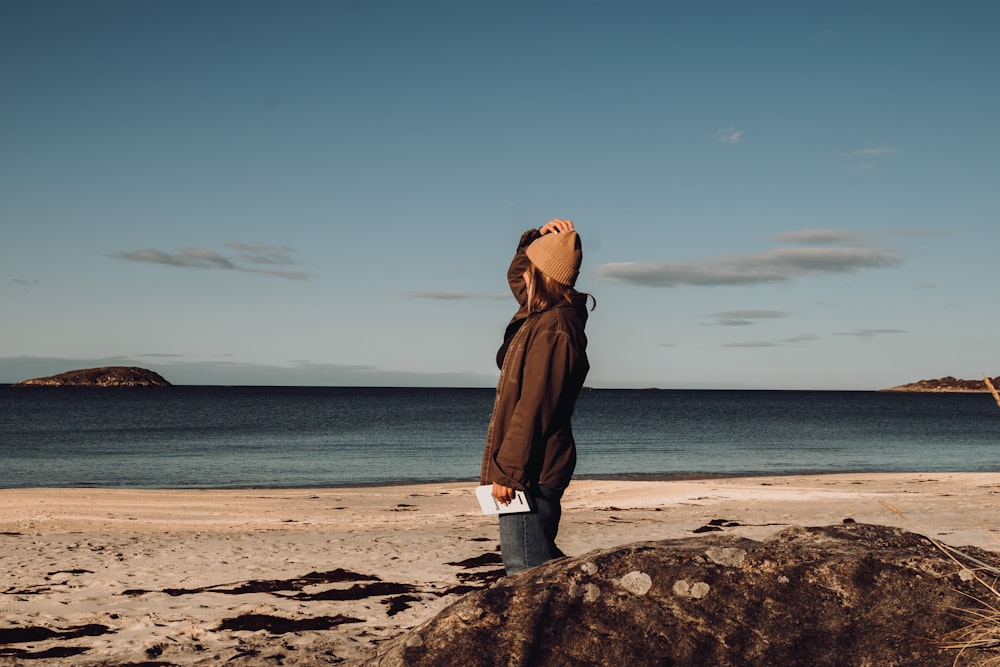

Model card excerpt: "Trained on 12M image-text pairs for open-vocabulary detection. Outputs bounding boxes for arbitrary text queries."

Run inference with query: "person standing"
[480,218,593,575]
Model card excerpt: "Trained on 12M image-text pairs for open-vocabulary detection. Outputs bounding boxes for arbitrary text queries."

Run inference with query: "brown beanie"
[525,230,582,287]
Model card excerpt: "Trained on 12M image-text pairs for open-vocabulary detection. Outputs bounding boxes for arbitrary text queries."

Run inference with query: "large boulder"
[365,524,995,666]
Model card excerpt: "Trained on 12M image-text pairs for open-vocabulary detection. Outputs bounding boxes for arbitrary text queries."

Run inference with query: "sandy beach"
[2,473,999,665]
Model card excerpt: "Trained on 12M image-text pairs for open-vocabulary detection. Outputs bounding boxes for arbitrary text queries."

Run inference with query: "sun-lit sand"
[2,473,999,665]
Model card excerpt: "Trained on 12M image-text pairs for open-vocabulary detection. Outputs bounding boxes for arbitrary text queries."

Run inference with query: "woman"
[480,218,593,575]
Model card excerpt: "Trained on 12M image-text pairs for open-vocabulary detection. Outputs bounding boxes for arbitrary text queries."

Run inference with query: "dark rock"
[216,613,363,634]
[0,623,110,644]
[13,366,171,387]
[363,524,995,667]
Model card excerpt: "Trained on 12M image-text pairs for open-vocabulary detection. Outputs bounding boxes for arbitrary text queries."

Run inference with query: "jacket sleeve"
[492,328,575,490]
[507,229,540,310]
[496,229,541,369]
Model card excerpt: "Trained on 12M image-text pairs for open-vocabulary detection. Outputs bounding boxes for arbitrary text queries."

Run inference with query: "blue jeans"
[499,485,565,575]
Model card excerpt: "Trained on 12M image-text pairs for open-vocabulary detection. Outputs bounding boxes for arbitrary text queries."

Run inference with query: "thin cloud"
[0,355,498,387]
[770,229,866,245]
[112,244,313,280]
[853,147,898,157]
[886,227,940,238]
[250,267,312,280]
[711,309,787,320]
[13,278,41,291]
[225,242,300,266]
[834,329,906,344]
[287,360,378,372]
[142,357,378,373]
[710,319,755,327]
[116,247,238,270]
[707,310,787,326]
[408,290,508,301]
[721,332,818,348]
[842,145,898,174]
[835,328,906,337]
[595,244,902,288]
[782,334,819,343]
[716,126,743,144]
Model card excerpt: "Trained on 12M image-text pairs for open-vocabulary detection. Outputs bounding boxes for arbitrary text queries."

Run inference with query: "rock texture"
[14,366,171,387]
[364,524,995,667]
[880,376,999,393]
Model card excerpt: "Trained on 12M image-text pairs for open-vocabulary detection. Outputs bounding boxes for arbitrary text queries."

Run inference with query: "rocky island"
[879,375,999,393]
[14,366,171,387]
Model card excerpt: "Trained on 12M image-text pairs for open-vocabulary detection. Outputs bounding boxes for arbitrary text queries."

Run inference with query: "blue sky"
[2,1,998,389]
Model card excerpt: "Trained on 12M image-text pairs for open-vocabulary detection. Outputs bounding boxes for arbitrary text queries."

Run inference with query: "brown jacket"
[479,230,590,491]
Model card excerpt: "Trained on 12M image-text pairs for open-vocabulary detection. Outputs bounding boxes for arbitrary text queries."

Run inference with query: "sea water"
[2,386,999,488]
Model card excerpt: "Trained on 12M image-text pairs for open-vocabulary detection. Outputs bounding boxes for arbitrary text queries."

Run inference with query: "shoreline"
[5,467,1000,492]
[3,473,999,665]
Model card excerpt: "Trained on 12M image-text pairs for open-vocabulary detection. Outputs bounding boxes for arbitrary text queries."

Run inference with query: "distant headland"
[13,366,171,387]
[879,375,999,393]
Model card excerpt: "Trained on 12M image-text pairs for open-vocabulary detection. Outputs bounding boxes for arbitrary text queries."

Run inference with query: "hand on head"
[540,219,574,235]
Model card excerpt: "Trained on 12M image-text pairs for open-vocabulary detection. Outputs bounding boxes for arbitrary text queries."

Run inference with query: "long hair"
[525,264,597,314]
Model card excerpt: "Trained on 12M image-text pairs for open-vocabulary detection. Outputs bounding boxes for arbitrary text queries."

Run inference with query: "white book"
[475,485,534,515]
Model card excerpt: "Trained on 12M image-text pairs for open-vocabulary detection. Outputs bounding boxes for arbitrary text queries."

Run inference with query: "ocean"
[2,386,999,489]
